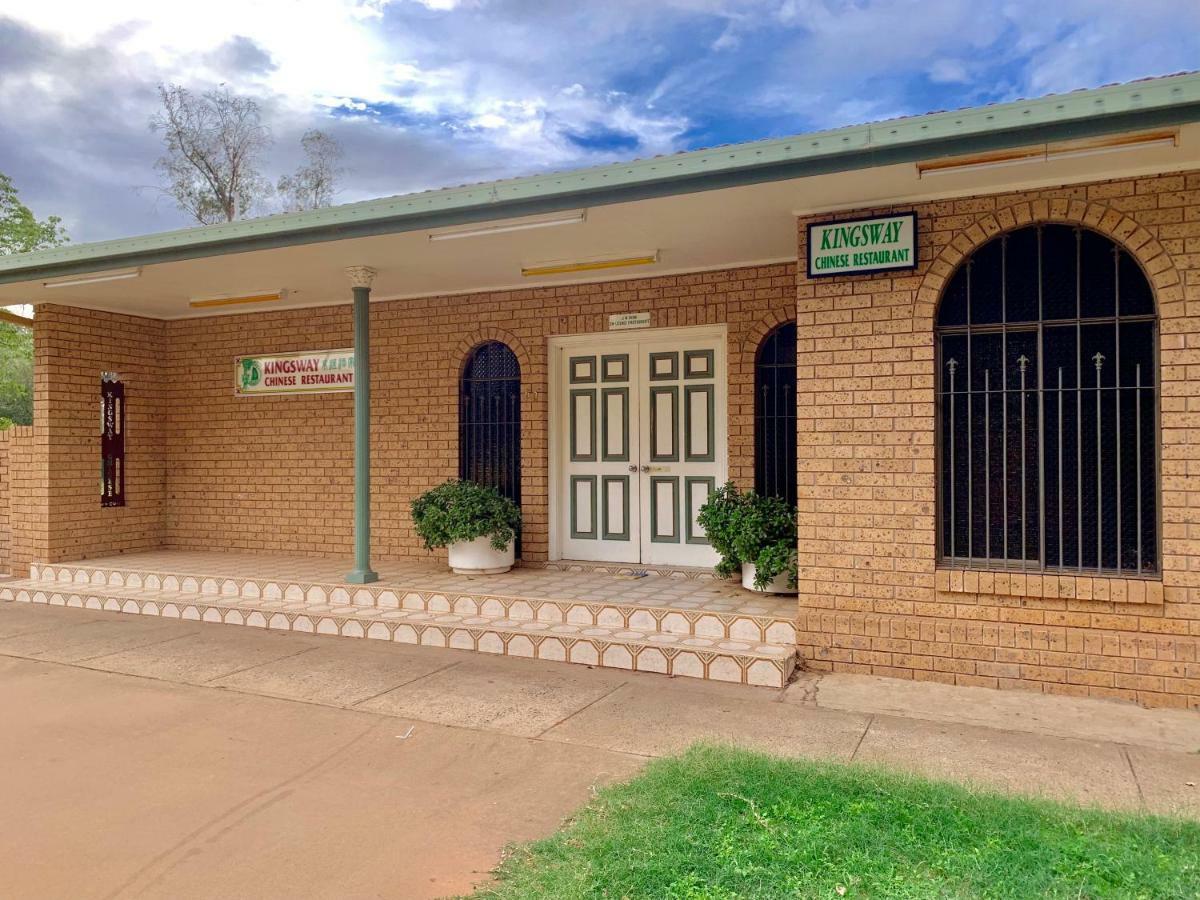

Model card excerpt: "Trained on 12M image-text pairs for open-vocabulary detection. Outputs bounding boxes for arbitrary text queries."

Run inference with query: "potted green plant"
[697,481,797,594]
[410,480,522,574]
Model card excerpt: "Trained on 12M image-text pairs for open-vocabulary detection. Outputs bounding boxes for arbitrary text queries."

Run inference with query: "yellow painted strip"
[189,293,283,309]
[917,129,1178,176]
[521,255,658,277]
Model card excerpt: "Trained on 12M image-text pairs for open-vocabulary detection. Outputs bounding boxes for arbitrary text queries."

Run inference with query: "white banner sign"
[609,311,651,330]
[235,349,355,396]
[807,212,917,278]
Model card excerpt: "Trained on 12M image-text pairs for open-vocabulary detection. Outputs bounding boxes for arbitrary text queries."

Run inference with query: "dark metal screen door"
[460,342,521,544]
[100,375,125,507]
[755,322,797,506]
[937,225,1158,575]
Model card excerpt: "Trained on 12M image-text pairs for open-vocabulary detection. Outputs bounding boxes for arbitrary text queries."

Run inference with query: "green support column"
[345,266,379,584]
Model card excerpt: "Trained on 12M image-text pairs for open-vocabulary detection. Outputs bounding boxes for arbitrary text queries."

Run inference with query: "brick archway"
[730,307,794,489]
[452,327,533,381]
[740,307,796,361]
[907,197,1188,591]
[914,199,1184,331]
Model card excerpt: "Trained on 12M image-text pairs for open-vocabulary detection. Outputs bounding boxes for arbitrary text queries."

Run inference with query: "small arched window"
[937,225,1157,574]
[755,321,797,506]
[459,342,521,519]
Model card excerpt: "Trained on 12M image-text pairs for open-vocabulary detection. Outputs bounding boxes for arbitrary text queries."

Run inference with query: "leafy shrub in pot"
[410,480,521,573]
[697,481,797,592]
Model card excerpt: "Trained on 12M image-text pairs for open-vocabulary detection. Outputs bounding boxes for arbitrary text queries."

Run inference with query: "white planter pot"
[447,536,515,575]
[741,562,796,595]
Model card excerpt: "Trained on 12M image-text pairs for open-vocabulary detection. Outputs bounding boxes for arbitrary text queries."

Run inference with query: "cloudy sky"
[1,0,1199,243]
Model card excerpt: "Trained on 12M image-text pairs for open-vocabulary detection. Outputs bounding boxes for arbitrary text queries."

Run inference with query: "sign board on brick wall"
[234,349,354,396]
[807,212,917,278]
[608,311,651,330]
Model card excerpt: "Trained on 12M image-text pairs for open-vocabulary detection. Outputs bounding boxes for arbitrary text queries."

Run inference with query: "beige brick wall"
[0,425,35,574]
[795,170,1200,710]
[158,263,796,562]
[6,424,41,576]
[28,305,168,569]
[0,427,15,573]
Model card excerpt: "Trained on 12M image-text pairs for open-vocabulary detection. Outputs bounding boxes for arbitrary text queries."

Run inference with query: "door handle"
[640,465,669,473]
[628,465,639,472]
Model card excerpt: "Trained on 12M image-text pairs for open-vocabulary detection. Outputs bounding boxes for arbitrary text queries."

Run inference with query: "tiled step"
[1,580,796,688]
[29,562,797,646]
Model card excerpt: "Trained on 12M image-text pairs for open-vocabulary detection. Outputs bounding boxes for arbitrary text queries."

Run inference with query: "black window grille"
[937,225,1158,574]
[755,322,797,506]
[100,374,125,508]
[460,341,521,537]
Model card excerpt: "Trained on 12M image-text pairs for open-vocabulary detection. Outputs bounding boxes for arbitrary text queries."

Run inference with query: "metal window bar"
[459,342,522,549]
[936,225,1158,575]
[755,322,797,506]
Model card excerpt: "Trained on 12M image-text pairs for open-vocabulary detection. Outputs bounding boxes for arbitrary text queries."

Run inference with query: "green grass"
[472,745,1200,899]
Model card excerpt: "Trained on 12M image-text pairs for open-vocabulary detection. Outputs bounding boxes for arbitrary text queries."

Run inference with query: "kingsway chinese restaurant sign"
[235,349,354,396]
[807,212,917,278]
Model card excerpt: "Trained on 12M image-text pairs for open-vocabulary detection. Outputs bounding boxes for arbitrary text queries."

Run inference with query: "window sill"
[934,568,1163,604]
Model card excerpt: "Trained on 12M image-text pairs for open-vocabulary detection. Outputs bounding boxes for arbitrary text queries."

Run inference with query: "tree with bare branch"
[150,84,273,225]
[277,130,344,213]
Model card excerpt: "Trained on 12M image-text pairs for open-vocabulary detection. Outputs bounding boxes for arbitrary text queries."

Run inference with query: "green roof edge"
[4,72,1200,285]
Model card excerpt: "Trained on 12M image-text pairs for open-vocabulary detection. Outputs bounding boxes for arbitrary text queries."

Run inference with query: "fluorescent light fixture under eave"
[189,290,287,309]
[42,267,141,289]
[521,252,659,278]
[917,131,1179,178]
[429,211,587,241]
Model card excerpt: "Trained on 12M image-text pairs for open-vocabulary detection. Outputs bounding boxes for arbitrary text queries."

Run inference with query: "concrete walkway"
[2,602,1199,899]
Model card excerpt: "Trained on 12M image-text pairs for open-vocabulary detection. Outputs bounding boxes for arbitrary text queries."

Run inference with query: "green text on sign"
[235,348,355,396]
[807,212,917,278]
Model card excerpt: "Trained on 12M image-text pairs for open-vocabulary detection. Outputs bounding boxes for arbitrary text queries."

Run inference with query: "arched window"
[937,225,1157,574]
[755,321,797,506]
[459,342,521,520]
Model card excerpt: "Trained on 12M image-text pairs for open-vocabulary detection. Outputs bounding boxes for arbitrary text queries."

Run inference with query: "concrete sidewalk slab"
[0,615,194,663]
[84,625,322,684]
[1126,746,1200,818]
[137,724,643,900]
[853,715,1142,810]
[0,602,109,638]
[543,679,871,759]
[0,652,641,900]
[357,653,630,737]
[212,638,464,705]
[795,672,1200,754]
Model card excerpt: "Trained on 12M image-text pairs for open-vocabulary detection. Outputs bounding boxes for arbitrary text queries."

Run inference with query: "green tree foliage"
[0,323,33,426]
[0,173,67,255]
[0,171,68,426]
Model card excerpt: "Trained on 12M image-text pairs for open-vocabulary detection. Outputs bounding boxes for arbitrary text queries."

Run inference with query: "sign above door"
[608,312,651,331]
[807,212,917,278]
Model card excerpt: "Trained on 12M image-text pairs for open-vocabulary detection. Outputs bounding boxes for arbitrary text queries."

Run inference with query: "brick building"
[3,73,1200,706]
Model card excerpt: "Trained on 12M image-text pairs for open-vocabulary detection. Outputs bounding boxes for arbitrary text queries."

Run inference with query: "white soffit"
[3,122,1197,320]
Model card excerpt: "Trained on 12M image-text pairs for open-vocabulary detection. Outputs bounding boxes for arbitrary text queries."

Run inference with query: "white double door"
[554,326,726,567]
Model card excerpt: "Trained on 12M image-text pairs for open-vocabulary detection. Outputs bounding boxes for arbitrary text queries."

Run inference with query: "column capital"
[345,266,378,290]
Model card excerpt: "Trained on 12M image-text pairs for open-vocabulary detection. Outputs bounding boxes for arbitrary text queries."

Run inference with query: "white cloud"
[0,0,1198,241]
[928,59,971,85]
